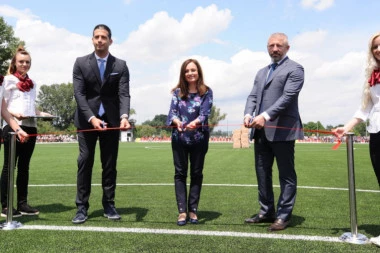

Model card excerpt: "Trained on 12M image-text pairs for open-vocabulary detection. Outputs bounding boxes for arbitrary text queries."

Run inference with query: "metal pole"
[339,133,367,244]
[1,132,22,230]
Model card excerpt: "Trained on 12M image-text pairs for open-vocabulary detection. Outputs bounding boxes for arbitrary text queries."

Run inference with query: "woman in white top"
[0,46,52,217]
[0,75,29,140]
[333,32,380,246]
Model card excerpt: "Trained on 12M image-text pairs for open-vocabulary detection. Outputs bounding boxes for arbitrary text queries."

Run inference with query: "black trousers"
[254,129,296,221]
[370,132,380,186]
[76,128,119,211]
[1,125,37,208]
[171,132,209,214]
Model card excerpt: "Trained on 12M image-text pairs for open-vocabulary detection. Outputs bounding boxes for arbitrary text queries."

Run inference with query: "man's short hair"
[93,24,112,39]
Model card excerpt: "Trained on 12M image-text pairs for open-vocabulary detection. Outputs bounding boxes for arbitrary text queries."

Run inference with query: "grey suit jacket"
[244,56,304,141]
[73,52,130,129]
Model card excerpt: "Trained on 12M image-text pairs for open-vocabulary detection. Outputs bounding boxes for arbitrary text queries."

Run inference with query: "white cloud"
[13,18,91,86]
[300,0,335,11]
[292,29,328,51]
[0,4,370,130]
[0,5,38,20]
[122,4,233,62]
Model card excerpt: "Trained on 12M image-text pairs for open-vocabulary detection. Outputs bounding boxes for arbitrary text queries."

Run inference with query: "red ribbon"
[13,72,34,92]
[368,69,380,87]
[25,123,342,150]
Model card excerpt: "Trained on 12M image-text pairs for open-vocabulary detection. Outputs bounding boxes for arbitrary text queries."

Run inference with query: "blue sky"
[1,0,380,131]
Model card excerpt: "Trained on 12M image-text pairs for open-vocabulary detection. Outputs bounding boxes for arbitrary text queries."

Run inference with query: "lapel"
[88,53,116,86]
[89,53,102,85]
[265,56,289,85]
[103,54,116,85]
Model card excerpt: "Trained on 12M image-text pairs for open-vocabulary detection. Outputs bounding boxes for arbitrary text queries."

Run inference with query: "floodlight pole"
[339,133,367,244]
[1,132,22,230]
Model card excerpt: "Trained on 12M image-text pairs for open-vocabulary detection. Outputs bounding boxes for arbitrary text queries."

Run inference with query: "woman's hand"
[16,128,29,143]
[13,113,27,120]
[173,119,184,132]
[185,119,199,131]
[332,127,346,138]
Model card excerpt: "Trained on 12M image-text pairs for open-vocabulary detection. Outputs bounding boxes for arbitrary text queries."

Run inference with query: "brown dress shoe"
[268,219,290,231]
[245,214,275,224]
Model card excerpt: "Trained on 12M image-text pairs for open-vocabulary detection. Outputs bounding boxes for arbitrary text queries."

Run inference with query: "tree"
[353,120,368,136]
[129,108,136,117]
[303,121,325,137]
[209,105,227,133]
[142,114,170,136]
[37,83,76,130]
[0,17,25,75]
[135,125,157,138]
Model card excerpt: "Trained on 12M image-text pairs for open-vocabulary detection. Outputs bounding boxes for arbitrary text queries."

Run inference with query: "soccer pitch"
[0,142,380,252]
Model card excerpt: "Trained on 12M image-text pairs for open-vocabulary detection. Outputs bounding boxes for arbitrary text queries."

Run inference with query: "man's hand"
[120,118,131,130]
[250,115,266,129]
[90,117,107,130]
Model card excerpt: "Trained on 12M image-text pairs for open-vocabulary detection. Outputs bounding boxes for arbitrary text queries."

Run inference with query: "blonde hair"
[362,32,380,109]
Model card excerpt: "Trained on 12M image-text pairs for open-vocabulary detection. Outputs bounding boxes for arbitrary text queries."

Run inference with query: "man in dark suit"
[72,24,131,224]
[243,33,304,231]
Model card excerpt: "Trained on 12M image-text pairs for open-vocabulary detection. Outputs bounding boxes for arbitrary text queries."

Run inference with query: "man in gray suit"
[72,24,131,224]
[243,32,304,231]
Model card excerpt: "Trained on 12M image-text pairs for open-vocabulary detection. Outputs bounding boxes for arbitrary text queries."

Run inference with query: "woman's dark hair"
[172,59,209,99]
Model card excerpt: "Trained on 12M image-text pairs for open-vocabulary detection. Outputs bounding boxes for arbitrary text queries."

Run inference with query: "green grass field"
[1,141,380,252]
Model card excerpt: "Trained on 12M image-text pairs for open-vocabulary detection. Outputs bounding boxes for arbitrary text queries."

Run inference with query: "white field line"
[13,183,370,243]
[27,183,380,193]
[20,225,342,243]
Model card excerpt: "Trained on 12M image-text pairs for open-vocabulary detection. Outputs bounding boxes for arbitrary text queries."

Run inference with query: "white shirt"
[353,84,380,133]
[3,74,37,127]
[95,53,109,69]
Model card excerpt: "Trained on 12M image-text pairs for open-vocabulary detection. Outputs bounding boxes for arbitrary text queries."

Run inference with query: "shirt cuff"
[261,112,270,121]
[88,116,95,122]
[120,114,129,119]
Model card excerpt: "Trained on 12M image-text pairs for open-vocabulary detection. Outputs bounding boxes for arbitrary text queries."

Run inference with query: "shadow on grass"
[4,203,74,224]
[330,224,380,237]
[359,224,380,237]
[36,203,74,213]
[288,215,305,228]
[198,210,222,224]
[89,207,148,221]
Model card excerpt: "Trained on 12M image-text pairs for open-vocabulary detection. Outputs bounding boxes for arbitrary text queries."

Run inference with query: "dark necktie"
[266,63,277,82]
[98,59,105,116]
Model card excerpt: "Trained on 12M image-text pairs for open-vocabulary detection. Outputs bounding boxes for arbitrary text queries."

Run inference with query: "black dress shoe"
[268,219,290,231]
[104,205,121,220]
[245,214,275,224]
[72,210,88,224]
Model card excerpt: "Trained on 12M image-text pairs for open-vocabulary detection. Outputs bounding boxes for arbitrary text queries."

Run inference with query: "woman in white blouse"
[333,32,380,246]
[0,46,52,218]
